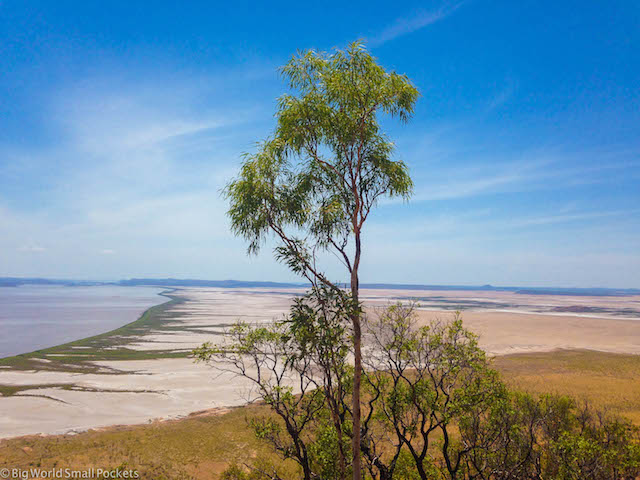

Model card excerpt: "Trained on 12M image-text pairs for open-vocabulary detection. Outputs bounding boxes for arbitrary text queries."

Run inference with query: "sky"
[0,0,638,288]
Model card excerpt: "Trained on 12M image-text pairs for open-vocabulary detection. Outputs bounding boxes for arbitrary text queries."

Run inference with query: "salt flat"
[2,286,640,439]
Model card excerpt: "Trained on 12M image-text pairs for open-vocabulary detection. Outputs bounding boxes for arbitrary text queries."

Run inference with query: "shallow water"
[0,285,165,358]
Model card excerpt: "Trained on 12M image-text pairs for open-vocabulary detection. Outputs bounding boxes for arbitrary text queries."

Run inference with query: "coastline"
[0,287,296,439]
[2,286,640,440]
[0,288,180,373]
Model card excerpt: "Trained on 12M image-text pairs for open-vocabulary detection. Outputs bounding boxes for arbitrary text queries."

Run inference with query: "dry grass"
[1,349,639,479]
[0,405,295,479]
[493,349,640,424]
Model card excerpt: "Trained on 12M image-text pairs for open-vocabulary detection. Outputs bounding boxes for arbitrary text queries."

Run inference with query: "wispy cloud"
[509,210,640,228]
[413,171,526,202]
[371,204,640,241]
[369,1,467,46]
[399,137,640,203]
[484,80,518,113]
[18,241,46,253]
[409,156,555,202]
[0,67,282,279]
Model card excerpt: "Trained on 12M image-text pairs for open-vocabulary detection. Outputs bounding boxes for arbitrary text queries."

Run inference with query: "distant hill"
[117,278,305,288]
[0,277,106,287]
[359,283,640,297]
[512,287,640,297]
[1,277,638,296]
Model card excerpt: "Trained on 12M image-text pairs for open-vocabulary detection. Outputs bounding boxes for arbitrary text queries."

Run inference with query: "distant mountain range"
[0,277,107,287]
[117,278,304,288]
[1,277,639,297]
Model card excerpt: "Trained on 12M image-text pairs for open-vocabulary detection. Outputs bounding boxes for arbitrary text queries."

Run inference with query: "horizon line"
[1,276,638,294]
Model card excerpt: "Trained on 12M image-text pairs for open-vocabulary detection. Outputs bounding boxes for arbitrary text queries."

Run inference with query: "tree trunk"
[351,232,362,480]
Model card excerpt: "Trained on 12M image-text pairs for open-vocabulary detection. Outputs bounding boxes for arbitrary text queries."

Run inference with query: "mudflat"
[1,286,639,439]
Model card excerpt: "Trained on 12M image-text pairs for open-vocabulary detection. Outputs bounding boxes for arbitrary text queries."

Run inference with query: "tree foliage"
[225,42,417,279]
[365,307,506,479]
[223,41,419,479]
[195,287,356,480]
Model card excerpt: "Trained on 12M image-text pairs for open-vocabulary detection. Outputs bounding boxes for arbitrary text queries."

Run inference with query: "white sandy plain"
[2,286,640,439]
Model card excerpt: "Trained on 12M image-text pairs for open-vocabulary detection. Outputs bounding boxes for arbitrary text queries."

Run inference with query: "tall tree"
[225,41,418,479]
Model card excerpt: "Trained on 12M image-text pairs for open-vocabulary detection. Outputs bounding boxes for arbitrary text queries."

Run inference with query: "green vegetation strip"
[0,291,191,375]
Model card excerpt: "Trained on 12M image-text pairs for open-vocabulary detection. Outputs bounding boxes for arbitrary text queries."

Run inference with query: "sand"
[416,310,640,355]
[1,286,640,439]
[0,359,259,438]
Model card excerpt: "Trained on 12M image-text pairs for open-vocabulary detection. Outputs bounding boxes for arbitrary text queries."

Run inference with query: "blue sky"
[0,0,638,287]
